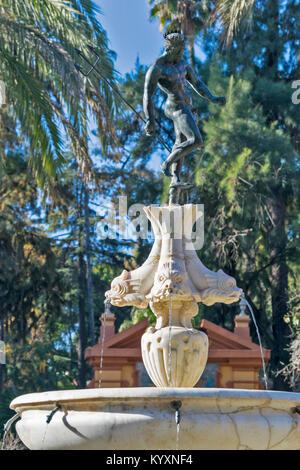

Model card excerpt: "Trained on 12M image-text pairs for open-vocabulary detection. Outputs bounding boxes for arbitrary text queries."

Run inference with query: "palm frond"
[0,0,118,184]
[213,0,256,45]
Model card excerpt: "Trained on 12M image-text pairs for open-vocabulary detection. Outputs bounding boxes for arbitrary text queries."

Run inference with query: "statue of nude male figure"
[143,32,226,199]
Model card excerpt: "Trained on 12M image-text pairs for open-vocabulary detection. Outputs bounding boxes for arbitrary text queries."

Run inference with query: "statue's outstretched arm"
[186,65,226,105]
[143,64,161,135]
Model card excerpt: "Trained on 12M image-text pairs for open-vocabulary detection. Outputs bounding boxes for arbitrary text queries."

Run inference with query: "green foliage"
[213,0,256,45]
[0,0,117,186]
[119,306,156,332]
[148,0,210,65]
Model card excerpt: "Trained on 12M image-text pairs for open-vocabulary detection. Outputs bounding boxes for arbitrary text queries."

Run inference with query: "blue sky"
[90,0,167,173]
[95,0,164,75]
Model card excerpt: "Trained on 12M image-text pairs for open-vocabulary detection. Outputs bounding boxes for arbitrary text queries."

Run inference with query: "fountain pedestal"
[105,204,242,387]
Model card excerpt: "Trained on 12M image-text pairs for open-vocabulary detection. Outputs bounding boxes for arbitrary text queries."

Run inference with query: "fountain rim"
[10,387,300,412]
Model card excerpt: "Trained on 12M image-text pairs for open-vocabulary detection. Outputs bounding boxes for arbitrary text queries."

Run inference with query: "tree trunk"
[68,303,74,377]
[84,186,95,345]
[77,185,87,389]
[266,0,279,77]
[178,1,196,68]
[268,189,290,390]
[188,40,196,69]
[0,318,4,399]
[77,249,87,388]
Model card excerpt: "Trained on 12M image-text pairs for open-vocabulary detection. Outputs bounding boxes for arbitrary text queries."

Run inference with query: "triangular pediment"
[200,319,261,351]
[104,317,261,351]
[103,318,149,349]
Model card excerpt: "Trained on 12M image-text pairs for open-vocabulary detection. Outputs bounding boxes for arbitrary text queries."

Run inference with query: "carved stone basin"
[10,388,300,450]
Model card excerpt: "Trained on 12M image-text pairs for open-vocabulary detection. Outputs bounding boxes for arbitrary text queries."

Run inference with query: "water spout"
[2,413,21,449]
[40,403,62,449]
[240,293,269,390]
[46,403,61,424]
[167,294,173,387]
[171,400,182,425]
[98,300,110,387]
[171,400,182,450]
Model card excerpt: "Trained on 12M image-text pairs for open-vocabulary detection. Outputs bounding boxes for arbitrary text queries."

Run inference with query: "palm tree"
[0,0,117,185]
[148,0,256,64]
[0,0,121,388]
[149,0,209,66]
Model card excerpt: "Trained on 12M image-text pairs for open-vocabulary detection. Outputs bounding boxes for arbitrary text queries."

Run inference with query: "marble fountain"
[9,204,300,450]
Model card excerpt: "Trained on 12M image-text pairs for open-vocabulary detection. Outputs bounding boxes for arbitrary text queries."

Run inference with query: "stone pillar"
[99,312,115,342]
[234,314,251,342]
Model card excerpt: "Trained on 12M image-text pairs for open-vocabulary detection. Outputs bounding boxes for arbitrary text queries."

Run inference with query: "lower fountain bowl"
[10,388,300,450]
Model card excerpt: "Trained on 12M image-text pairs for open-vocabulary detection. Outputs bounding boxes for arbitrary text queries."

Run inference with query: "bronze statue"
[143,32,226,202]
